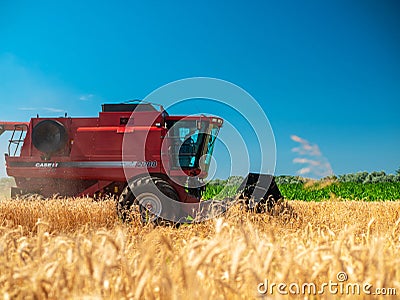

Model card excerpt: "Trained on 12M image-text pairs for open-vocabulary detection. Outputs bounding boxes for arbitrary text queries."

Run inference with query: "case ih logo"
[35,162,59,168]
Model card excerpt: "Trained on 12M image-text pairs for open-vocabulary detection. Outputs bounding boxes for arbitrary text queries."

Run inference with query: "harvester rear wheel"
[117,176,179,226]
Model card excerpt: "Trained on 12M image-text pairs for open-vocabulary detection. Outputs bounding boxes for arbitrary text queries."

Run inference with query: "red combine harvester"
[1,102,281,223]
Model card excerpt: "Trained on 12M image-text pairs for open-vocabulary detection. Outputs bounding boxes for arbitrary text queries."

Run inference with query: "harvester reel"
[32,120,68,154]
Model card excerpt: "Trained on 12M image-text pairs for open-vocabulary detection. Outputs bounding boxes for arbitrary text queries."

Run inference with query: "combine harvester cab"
[1,102,282,224]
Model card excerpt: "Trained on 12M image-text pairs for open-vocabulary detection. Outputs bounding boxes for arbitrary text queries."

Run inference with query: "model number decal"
[130,161,157,168]
[35,162,59,168]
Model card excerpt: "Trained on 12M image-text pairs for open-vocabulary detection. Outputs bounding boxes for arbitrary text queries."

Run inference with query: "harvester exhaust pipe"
[236,173,282,213]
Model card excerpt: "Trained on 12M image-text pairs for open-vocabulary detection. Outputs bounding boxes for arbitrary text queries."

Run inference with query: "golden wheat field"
[0,197,399,299]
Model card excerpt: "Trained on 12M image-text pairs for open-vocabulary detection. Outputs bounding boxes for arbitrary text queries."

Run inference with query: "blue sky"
[0,0,399,178]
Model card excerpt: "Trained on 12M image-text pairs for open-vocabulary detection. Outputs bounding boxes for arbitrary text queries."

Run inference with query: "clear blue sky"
[0,0,399,178]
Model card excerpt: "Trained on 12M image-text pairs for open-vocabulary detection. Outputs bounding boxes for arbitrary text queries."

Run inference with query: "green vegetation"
[203,176,242,199]
[204,171,400,201]
[336,171,400,183]
[278,182,400,201]
[202,184,237,200]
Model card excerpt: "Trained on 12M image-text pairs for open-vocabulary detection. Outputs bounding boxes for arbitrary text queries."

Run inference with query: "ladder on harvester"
[8,124,28,156]
[0,122,29,157]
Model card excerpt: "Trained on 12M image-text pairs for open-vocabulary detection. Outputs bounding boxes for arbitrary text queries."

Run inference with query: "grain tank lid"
[102,103,158,112]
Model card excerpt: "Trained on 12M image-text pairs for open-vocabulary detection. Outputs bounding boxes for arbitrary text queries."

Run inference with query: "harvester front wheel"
[117,176,179,226]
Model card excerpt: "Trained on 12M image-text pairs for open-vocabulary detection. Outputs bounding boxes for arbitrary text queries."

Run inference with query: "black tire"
[117,176,180,226]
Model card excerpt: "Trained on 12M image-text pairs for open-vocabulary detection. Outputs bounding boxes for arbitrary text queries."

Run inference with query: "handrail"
[0,121,29,136]
[7,123,29,156]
